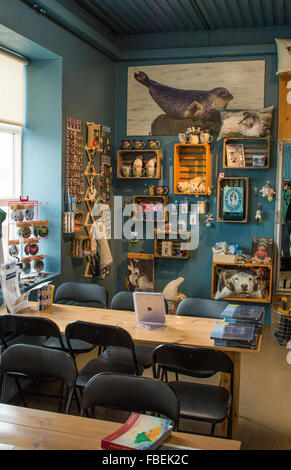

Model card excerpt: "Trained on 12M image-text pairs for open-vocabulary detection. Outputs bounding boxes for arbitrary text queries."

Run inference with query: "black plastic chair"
[152,344,234,438]
[100,291,168,369]
[65,320,144,395]
[80,372,179,428]
[43,282,109,353]
[0,314,69,409]
[176,297,228,319]
[0,344,76,413]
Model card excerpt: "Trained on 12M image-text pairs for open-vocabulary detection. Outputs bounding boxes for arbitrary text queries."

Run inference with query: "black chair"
[43,282,109,353]
[152,344,234,438]
[100,291,168,369]
[65,320,144,396]
[176,297,228,319]
[80,372,179,429]
[0,314,69,409]
[0,344,76,413]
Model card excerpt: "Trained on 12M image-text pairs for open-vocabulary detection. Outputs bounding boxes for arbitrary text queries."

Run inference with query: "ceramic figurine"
[260,181,276,202]
[255,204,263,223]
[205,213,214,227]
[162,277,186,302]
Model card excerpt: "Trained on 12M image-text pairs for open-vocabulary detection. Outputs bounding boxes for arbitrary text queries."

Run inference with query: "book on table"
[210,321,256,349]
[221,304,265,323]
[101,412,173,450]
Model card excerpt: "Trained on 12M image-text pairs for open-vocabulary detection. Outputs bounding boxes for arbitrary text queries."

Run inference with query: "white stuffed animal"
[162,277,186,302]
[177,181,190,193]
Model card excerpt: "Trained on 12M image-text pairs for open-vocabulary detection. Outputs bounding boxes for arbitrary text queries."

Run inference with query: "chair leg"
[57,381,64,413]
[211,423,216,435]
[64,386,75,414]
[15,377,27,407]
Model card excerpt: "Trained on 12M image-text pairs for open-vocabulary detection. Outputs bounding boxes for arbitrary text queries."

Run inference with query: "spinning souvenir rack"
[7,196,49,282]
[81,122,112,278]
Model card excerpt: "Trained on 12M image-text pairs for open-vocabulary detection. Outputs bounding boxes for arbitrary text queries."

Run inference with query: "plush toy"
[162,277,186,302]
[177,181,190,193]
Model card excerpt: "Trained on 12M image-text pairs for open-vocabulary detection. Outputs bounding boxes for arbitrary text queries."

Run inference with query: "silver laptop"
[133,292,166,329]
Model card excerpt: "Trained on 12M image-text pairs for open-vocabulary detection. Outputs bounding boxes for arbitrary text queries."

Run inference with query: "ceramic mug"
[121,139,132,149]
[133,139,145,150]
[155,185,168,195]
[145,166,156,177]
[188,134,200,145]
[178,133,187,144]
[122,165,132,177]
[148,139,160,149]
[200,133,213,144]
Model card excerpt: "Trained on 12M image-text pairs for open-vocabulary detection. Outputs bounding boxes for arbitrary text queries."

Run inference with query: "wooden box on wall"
[174,144,211,195]
[223,137,271,169]
[154,229,190,259]
[117,150,163,179]
[133,195,168,222]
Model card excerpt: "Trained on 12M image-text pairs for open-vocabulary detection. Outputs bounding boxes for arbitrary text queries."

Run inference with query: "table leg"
[219,351,241,440]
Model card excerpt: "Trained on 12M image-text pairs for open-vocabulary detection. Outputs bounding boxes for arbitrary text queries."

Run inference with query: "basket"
[271,302,291,346]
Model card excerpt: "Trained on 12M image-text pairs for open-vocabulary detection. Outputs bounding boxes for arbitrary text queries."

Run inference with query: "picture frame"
[226,143,246,168]
[86,121,101,149]
[250,237,274,265]
[161,241,173,257]
[127,253,154,292]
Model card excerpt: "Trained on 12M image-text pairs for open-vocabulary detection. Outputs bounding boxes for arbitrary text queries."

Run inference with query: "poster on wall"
[127,253,154,292]
[127,60,265,136]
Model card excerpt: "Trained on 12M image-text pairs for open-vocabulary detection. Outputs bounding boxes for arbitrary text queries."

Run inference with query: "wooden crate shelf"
[117,150,163,179]
[217,177,249,223]
[211,261,273,303]
[223,137,271,169]
[133,195,168,222]
[71,236,91,259]
[154,229,190,259]
[174,144,211,195]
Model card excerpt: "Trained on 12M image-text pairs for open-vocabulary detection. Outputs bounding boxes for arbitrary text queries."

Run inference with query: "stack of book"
[210,304,265,349]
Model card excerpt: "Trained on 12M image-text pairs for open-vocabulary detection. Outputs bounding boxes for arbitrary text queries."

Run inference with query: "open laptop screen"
[133,292,166,329]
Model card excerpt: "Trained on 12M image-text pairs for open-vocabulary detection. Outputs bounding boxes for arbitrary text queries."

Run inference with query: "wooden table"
[1,302,262,440]
[0,404,241,450]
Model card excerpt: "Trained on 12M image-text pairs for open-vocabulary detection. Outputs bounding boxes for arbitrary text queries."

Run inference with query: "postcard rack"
[223,137,271,169]
[174,144,211,195]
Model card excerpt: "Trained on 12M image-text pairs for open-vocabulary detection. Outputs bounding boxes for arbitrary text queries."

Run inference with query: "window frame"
[0,121,22,206]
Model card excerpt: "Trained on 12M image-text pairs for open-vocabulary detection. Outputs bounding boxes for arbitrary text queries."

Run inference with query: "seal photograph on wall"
[127,61,265,136]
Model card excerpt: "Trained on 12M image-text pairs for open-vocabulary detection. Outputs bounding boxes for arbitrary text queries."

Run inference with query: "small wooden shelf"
[154,229,190,259]
[217,177,249,223]
[71,236,91,259]
[223,137,271,169]
[117,150,163,179]
[174,144,211,195]
[211,261,273,303]
[133,195,168,222]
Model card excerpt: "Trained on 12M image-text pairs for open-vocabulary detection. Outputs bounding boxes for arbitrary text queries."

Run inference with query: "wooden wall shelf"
[223,137,271,169]
[211,261,273,303]
[71,236,91,259]
[174,144,211,195]
[117,150,163,179]
[154,229,190,259]
[217,177,249,223]
[133,195,168,222]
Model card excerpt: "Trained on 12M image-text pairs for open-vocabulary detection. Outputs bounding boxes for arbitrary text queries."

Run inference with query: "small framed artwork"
[127,253,154,292]
[86,121,101,149]
[250,237,274,265]
[161,241,173,257]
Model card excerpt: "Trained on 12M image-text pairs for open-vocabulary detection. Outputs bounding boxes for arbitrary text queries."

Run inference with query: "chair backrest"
[111,290,169,314]
[0,343,76,387]
[54,282,108,308]
[0,314,65,350]
[80,372,179,427]
[65,320,139,373]
[152,344,234,389]
[176,297,228,319]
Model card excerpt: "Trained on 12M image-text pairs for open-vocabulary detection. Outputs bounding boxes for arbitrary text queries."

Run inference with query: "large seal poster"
[127,60,265,136]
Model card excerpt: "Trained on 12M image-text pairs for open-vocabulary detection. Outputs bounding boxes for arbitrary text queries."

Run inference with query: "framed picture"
[127,253,154,292]
[250,237,274,265]
[86,121,101,149]
[226,143,246,168]
[127,60,265,136]
[161,241,172,257]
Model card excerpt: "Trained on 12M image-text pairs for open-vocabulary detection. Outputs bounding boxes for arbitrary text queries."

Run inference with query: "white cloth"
[91,221,113,278]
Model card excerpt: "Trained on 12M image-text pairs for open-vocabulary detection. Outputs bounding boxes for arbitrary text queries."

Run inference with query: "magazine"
[1,262,51,314]
[101,413,173,450]
[226,143,245,168]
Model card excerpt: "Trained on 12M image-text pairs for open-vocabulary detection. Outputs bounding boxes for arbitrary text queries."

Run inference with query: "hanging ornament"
[260,181,276,202]
[255,203,263,224]
[205,213,214,227]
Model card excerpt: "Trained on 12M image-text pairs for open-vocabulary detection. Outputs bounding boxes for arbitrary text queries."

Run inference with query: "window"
[0,49,26,261]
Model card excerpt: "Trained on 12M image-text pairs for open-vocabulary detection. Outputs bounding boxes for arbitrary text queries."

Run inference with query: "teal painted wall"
[0,0,115,299]
[113,53,278,317]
